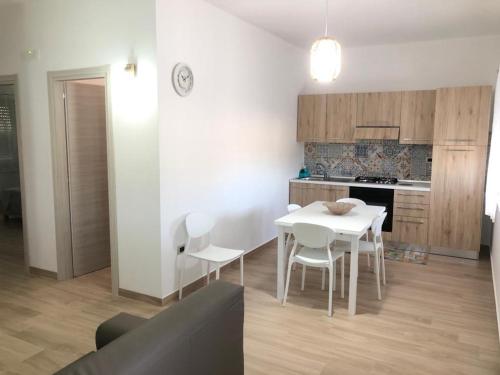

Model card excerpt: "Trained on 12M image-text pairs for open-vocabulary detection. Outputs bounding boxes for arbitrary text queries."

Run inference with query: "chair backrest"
[287,204,302,213]
[371,212,388,238]
[336,198,366,206]
[185,213,215,239]
[292,222,335,249]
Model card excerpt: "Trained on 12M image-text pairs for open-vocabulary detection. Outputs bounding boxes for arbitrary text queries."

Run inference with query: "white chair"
[178,213,244,300]
[336,197,372,267]
[336,197,366,207]
[335,212,388,300]
[285,204,301,251]
[283,223,345,317]
[285,203,302,270]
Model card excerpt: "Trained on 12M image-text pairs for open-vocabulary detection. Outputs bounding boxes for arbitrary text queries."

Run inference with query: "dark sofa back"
[56,281,244,375]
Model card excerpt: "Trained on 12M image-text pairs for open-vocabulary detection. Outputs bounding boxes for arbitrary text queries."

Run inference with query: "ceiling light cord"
[324,0,329,36]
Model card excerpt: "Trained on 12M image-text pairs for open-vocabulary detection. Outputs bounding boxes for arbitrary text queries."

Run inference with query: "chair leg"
[381,244,387,285]
[341,255,345,299]
[283,259,294,306]
[216,264,220,280]
[321,268,326,291]
[375,250,382,300]
[206,261,211,285]
[178,254,186,300]
[240,255,244,286]
[333,261,337,291]
[301,265,306,291]
[328,265,333,317]
[367,253,371,269]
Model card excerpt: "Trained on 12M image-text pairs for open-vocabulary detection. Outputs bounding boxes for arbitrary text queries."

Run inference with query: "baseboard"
[430,246,479,260]
[118,238,276,307]
[29,266,58,279]
[491,252,500,343]
[160,237,277,305]
[118,288,168,306]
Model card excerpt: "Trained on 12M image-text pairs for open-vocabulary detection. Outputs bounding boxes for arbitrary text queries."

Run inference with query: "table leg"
[276,226,286,301]
[348,235,359,315]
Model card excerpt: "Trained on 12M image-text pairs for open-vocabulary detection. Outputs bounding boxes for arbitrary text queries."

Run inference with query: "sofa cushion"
[95,312,148,349]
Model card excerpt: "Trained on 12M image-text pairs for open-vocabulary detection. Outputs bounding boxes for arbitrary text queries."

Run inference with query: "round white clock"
[172,63,194,97]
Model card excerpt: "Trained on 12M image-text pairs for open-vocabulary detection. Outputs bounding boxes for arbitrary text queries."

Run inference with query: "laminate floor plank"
[0,238,498,374]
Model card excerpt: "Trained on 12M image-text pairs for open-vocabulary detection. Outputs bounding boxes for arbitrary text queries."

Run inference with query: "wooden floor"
[0,238,499,374]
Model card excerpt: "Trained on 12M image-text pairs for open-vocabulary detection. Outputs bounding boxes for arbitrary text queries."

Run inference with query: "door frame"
[47,66,119,296]
[0,74,30,272]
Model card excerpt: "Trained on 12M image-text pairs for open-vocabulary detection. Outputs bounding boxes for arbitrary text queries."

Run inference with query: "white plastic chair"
[335,212,388,300]
[335,197,372,267]
[336,197,366,207]
[285,204,301,250]
[283,223,345,317]
[178,213,244,300]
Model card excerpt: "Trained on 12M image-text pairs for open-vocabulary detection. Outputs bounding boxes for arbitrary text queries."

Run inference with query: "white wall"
[492,207,500,340]
[0,0,162,297]
[156,0,306,297]
[303,35,500,94]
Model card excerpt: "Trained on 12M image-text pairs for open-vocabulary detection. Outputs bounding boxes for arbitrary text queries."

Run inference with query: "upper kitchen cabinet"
[433,86,492,146]
[297,95,327,142]
[400,90,436,144]
[325,93,357,143]
[356,91,402,126]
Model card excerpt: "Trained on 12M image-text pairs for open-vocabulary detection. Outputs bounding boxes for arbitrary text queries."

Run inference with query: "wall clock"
[172,63,194,97]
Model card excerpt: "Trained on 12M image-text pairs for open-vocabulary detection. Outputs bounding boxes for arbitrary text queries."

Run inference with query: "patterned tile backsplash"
[304,141,432,181]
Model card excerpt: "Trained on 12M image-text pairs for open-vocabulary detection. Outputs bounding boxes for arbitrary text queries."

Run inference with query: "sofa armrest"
[95,312,148,349]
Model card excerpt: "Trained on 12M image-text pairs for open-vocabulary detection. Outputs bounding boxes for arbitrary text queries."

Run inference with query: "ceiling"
[205,0,500,49]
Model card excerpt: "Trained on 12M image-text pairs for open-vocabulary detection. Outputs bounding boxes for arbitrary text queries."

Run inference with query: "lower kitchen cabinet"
[317,185,349,202]
[289,183,318,206]
[392,216,429,246]
[289,182,348,207]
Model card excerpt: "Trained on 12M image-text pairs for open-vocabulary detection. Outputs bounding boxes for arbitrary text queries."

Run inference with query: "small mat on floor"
[384,241,429,265]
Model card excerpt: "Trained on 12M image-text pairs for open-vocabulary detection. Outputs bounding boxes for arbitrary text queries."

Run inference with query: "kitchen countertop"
[290,176,431,192]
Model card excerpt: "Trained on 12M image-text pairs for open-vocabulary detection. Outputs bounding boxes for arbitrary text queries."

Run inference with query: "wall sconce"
[124,63,137,77]
[23,49,40,61]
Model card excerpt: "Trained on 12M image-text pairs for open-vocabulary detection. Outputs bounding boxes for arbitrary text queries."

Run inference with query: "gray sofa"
[55,280,244,375]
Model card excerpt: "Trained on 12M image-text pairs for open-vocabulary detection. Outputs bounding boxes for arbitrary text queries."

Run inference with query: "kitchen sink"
[300,176,354,183]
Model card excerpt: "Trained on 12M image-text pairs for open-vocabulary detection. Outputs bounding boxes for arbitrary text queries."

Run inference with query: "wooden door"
[325,93,357,143]
[400,90,435,144]
[356,91,402,126]
[433,86,491,146]
[297,95,326,142]
[429,146,487,253]
[65,81,110,276]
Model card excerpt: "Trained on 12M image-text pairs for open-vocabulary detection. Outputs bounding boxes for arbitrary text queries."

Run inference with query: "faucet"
[315,162,328,179]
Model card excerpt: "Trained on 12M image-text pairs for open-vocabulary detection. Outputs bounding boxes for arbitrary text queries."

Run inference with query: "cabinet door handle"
[402,138,431,141]
[395,219,425,224]
[397,193,426,197]
[445,149,473,152]
[396,206,425,211]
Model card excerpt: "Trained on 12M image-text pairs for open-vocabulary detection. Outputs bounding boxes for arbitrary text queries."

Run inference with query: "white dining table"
[274,201,386,315]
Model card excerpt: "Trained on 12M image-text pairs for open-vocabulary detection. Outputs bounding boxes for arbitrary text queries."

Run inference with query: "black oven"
[349,186,394,232]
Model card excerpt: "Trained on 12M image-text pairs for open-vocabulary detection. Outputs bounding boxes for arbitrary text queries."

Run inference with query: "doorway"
[0,79,25,267]
[48,67,118,295]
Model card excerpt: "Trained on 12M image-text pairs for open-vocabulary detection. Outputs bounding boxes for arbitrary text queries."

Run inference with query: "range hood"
[354,126,400,140]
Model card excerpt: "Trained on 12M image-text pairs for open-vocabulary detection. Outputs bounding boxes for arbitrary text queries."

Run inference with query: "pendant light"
[310,0,342,82]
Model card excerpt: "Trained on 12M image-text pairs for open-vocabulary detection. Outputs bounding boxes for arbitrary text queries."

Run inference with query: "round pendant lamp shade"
[310,37,342,83]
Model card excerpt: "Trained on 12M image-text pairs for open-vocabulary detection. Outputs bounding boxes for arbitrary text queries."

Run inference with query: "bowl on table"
[323,202,355,215]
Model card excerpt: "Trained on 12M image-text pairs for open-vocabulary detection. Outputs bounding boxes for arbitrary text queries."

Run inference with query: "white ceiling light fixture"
[310,0,341,83]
